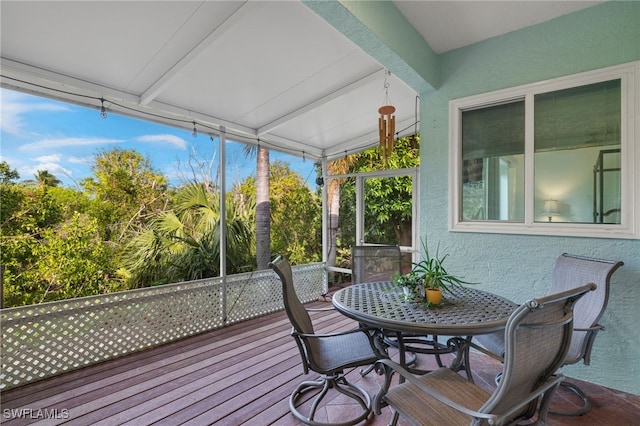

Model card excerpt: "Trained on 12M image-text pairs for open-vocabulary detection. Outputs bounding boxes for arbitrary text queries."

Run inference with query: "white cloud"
[20,137,123,151]
[0,90,69,136]
[68,155,94,165]
[22,161,72,180]
[35,154,63,163]
[136,134,187,150]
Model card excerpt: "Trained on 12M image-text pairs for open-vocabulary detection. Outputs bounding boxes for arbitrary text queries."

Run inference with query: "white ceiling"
[0,1,602,161]
[395,1,603,54]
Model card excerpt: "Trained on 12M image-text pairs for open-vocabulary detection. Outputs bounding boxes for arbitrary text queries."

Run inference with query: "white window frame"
[354,168,419,255]
[449,62,639,239]
[322,167,420,277]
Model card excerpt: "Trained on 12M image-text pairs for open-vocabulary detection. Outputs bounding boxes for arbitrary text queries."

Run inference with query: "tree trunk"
[255,146,271,269]
[327,179,340,282]
[395,219,413,247]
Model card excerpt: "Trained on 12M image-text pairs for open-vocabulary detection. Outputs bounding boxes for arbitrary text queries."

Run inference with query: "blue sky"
[0,88,317,189]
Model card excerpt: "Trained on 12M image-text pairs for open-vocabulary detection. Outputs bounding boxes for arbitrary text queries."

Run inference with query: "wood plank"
[1,300,638,426]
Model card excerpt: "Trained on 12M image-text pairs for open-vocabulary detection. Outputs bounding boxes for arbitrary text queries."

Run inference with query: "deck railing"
[0,262,326,391]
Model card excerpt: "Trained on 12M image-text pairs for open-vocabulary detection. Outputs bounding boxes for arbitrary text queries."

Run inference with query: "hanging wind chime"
[378,70,395,164]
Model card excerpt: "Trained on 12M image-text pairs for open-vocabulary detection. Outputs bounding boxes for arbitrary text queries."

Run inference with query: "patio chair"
[471,253,623,416]
[269,255,386,426]
[373,283,596,426]
[351,245,451,375]
[351,245,404,284]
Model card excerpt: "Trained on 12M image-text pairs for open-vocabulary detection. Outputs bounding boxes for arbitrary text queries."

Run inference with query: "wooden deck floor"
[2,299,639,425]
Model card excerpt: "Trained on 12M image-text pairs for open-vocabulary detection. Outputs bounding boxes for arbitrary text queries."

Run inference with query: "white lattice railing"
[0,263,326,391]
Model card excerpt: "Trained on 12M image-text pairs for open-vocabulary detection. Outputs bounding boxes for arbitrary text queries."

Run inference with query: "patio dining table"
[332,281,517,380]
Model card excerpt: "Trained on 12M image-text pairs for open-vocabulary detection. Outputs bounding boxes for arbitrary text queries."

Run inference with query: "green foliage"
[81,148,168,240]
[0,182,26,234]
[120,182,255,286]
[0,185,62,236]
[410,240,476,295]
[0,160,20,184]
[1,148,321,306]
[235,161,321,265]
[338,135,419,246]
[269,161,322,264]
[2,213,122,306]
[1,153,159,306]
[390,270,423,290]
[1,184,80,279]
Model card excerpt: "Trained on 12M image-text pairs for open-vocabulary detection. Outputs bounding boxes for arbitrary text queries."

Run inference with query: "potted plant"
[391,270,424,301]
[411,241,474,305]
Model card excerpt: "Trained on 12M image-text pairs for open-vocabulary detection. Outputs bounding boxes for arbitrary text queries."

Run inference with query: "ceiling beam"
[139,1,252,106]
[0,58,142,104]
[304,0,439,93]
[257,68,383,136]
[0,58,261,143]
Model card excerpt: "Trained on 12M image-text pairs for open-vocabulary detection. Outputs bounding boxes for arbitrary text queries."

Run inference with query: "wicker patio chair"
[269,255,386,426]
[471,253,623,416]
[373,283,596,426]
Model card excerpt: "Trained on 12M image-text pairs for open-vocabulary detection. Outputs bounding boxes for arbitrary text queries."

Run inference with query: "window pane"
[461,101,525,221]
[534,80,621,224]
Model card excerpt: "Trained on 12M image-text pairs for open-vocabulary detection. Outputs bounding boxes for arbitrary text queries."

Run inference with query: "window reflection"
[451,63,636,238]
[534,80,621,224]
[461,100,525,221]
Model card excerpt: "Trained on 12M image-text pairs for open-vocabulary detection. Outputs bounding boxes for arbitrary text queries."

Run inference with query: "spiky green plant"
[410,240,475,296]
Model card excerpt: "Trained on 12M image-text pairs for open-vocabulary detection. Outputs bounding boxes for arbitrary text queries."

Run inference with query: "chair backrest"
[351,245,402,284]
[481,283,596,422]
[550,253,623,364]
[269,255,314,336]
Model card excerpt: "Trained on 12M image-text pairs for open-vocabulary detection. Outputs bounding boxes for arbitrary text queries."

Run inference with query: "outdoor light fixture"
[99,98,107,119]
[378,70,395,162]
[543,199,560,222]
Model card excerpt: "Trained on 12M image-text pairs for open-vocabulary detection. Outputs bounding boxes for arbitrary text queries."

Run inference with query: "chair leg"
[289,373,372,426]
[549,379,592,416]
[493,371,592,417]
[360,332,415,376]
[390,410,400,426]
[360,351,416,376]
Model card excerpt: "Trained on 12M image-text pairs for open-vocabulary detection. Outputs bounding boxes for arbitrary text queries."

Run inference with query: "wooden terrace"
[2,298,639,425]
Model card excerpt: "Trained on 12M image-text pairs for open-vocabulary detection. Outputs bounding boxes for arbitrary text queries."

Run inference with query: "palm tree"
[326,157,357,274]
[121,182,254,287]
[243,144,271,270]
[35,170,61,188]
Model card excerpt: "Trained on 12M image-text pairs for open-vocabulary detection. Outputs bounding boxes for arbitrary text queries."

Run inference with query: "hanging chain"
[383,70,392,105]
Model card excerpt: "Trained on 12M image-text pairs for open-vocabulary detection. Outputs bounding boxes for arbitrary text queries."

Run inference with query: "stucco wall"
[420,1,640,394]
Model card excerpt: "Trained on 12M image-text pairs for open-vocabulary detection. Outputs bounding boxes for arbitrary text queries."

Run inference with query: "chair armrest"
[574,324,604,332]
[466,337,505,362]
[305,307,335,312]
[298,329,368,339]
[375,358,564,424]
[374,358,497,422]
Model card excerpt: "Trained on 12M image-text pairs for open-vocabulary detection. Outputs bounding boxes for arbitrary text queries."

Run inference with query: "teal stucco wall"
[420,1,640,394]
[315,0,640,395]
